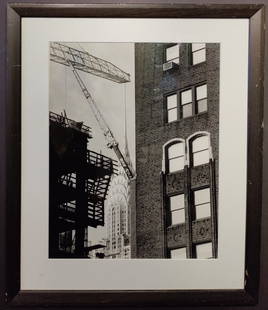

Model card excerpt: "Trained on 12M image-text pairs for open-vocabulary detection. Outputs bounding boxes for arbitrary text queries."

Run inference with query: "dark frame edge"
[244,4,265,305]
[6,3,22,305]
[4,3,265,307]
[10,289,255,307]
[9,3,264,18]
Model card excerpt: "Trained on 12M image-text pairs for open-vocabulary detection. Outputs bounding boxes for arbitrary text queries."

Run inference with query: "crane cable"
[124,83,127,150]
[64,57,67,112]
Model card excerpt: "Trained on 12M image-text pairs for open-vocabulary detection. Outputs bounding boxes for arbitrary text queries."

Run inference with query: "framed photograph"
[3,3,265,307]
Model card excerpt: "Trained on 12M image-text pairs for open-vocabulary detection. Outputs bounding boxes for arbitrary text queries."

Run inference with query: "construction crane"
[50,42,134,180]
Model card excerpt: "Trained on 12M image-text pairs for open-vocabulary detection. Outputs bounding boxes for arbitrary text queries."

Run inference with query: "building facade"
[135,43,220,259]
[104,169,131,259]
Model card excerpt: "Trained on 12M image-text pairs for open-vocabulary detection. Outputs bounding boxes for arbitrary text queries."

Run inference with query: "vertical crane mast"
[50,42,134,180]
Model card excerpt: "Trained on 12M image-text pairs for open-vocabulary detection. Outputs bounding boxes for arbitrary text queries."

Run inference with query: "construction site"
[49,43,135,259]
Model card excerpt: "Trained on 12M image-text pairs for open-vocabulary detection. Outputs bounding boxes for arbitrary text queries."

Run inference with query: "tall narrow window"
[196,242,213,259]
[191,43,206,65]
[170,247,187,259]
[194,187,211,220]
[191,134,210,166]
[167,142,185,173]
[166,94,178,122]
[166,44,180,64]
[181,89,193,118]
[169,194,185,225]
[196,84,207,113]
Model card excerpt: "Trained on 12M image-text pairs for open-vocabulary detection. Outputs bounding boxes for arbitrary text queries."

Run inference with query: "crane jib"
[50,42,130,84]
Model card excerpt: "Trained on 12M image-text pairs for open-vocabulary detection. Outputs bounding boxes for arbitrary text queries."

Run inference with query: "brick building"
[134,43,220,259]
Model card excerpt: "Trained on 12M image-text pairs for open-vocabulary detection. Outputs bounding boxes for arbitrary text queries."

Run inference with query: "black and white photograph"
[49,42,220,259]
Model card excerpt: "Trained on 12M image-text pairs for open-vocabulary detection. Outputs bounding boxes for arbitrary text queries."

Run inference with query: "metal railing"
[87,150,118,173]
[49,111,92,137]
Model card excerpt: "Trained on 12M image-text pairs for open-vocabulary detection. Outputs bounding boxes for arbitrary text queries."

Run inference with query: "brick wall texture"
[134,43,220,258]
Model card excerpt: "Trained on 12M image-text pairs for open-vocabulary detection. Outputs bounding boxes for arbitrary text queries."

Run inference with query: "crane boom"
[71,64,134,180]
[50,42,130,84]
[50,42,134,180]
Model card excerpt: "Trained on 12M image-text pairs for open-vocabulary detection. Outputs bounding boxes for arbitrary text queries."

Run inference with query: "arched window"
[166,141,185,173]
[189,133,211,167]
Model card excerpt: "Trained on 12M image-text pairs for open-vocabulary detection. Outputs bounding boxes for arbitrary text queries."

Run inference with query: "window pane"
[168,143,184,159]
[167,94,177,109]
[193,149,210,166]
[170,195,184,211]
[194,188,210,205]
[196,84,207,100]
[166,44,179,62]
[195,203,211,219]
[171,247,187,259]
[196,242,213,259]
[192,43,206,52]
[171,209,185,224]
[169,157,184,172]
[168,109,177,122]
[192,135,209,152]
[181,89,192,104]
[197,99,207,113]
[182,104,192,118]
[193,49,206,65]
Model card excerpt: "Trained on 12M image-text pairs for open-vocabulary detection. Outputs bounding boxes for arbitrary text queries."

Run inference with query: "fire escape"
[49,112,118,258]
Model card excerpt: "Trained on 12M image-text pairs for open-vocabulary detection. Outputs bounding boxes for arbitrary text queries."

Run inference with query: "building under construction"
[49,43,134,259]
[49,111,117,258]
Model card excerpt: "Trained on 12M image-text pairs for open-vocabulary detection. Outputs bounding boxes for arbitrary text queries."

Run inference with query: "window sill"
[191,60,206,67]
[166,111,208,125]
[167,223,186,229]
[192,216,211,224]
[167,169,185,176]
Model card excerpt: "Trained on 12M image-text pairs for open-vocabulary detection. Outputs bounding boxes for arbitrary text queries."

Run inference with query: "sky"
[49,42,135,244]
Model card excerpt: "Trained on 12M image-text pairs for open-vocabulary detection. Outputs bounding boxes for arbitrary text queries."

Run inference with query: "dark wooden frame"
[2,3,264,307]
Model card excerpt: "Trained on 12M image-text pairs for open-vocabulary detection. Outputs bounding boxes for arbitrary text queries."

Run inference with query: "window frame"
[190,43,206,65]
[169,246,187,259]
[195,83,208,114]
[165,43,180,65]
[180,88,193,119]
[164,82,208,123]
[165,140,185,174]
[165,92,179,123]
[188,133,211,167]
[168,193,185,226]
[194,241,213,259]
[192,186,211,221]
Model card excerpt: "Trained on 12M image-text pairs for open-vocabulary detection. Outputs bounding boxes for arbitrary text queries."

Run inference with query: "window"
[167,142,185,173]
[166,94,178,122]
[165,83,207,123]
[181,89,193,118]
[169,194,185,225]
[196,242,213,258]
[196,84,207,113]
[194,187,211,219]
[191,43,206,65]
[191,134,210,166]
[170,247,187,259]
[166,44,180,64]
